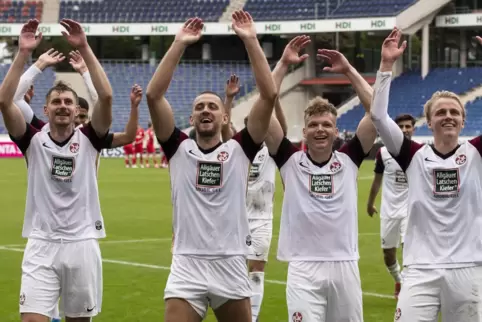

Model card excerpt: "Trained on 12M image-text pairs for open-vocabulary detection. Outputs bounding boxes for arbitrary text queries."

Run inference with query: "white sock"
[249,271,264,322]
[387,261,402,283]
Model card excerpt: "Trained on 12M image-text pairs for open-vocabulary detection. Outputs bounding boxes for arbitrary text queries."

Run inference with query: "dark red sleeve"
[392,136,424,171]
[80,123,110,152]
[374,149,385,174]
[232,128,262,163]
[100,133,114,149]
[269,137,299,169]
[338,135,366,168]
[30,115,46,130]
[469,136,482,157]
[158,127,189,161]
[9,123,39,154]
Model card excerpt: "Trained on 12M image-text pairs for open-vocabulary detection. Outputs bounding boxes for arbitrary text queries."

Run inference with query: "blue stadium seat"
[0,0,42,23]
[331,0,416,17]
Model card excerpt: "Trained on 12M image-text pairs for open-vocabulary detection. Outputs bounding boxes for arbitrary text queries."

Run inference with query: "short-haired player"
[146,11,278,322]
[371,27,482,321]
[367,113,415,300]
[265,48,377,322]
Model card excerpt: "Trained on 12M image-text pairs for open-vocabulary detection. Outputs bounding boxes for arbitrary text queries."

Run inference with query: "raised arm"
[221,74,240,142]
[145,18,203,142]
[0,20,42,139]
[317,49,376,154]
[110,85,142,148]
[61,19,112,137]
[370,28,407,156]
[265,36,310,155]
[232,11,278,144]
[69,50,98,102]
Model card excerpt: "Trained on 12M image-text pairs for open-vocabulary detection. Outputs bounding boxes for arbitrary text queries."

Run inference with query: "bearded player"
[366,113,415,300]
[146,11,277,322]
[371,27,482,322]
[0,19,113,322]
[264,48,376,321]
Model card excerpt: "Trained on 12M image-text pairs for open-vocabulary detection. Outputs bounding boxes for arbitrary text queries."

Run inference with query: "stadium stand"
[336,67,482,135]
[58,0,229,23]
[331,0,417,17]
[243,0,339,21]
[0,0,42,23]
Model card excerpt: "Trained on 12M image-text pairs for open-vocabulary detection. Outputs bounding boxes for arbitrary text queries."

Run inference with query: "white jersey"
[160,127,260,256]
[246,145,276,220]
[375,147,408,219]
[11,122,107,241]
[394,136,482,267]
[273,136,366,261]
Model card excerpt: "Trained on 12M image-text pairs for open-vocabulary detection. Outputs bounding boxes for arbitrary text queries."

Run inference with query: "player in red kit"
[132,125,145,168]
[123,142,134,167]
[144,122,158,168]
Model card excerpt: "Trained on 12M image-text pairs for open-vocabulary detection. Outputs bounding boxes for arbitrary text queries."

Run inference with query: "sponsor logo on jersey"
[248,163,261,181]
[433,168,459,198]
[217,151,229,162]
[309,174,334,198]
[394,170,408,186]
[196,161,222,192]
[51,156,75,182]
[69,142,80,153]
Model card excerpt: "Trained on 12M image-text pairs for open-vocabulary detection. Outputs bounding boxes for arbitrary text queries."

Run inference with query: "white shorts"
[395,266,482,322]
[19,238,103,318]
[381,216,408,249]
[164,255,252,319]
[247,219,272,262]
[286,261,363,322]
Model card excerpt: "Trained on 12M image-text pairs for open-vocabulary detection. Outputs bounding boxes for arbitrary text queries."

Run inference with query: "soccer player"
[0,18,113,322]
[144,121,158,168]
[366,113,415,300]
[146,11,278,322]
[371,27,482,322]
[220,36,308,322]
[264,48,376,322]
[132,125,145,168]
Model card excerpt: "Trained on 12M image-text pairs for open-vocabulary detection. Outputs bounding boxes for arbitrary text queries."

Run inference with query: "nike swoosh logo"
[424,157,435,162]
[188,150,199,157]
[255,253,263,257]
[42,142,52,149]
[86,306,96,312]
[299,162,308,168]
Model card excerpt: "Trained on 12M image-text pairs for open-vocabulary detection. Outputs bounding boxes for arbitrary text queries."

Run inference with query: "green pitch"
[0,158,401,321]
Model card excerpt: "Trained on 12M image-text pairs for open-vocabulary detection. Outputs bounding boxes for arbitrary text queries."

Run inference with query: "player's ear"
[189,115,194,126]
[43,105,48,117]
[334,127,339,137]
[222,112,228,125]
[302,127,307,139]
[74,105,80,116]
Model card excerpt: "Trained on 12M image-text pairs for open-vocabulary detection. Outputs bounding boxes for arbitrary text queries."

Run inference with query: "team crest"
[69,142,80,153]
[19,292,25,305]
[95,220,103,230]
[394,308,401,320]
[217,151,229,162]
[330,161,342,172]
[257,154,265,162]
[455,154,466,165]
[292,312,303,322]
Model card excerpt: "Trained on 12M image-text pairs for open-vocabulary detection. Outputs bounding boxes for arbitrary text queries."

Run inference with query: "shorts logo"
[69,142,80,153]
[433,169,459,198]
[292,312,303,322]
[330,161,341,172]
[455,154,466,165]
[95,220,103,230]
[217,151,229,162]
[394,308,401,320]
[196,162,223,192]
[51,156,75,182]
[246,235,252,246]
[309,174,333,198]
[248,163,261,181]
[19,292,25,305]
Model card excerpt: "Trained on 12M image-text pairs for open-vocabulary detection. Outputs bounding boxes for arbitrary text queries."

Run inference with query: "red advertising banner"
[0,141,23,158]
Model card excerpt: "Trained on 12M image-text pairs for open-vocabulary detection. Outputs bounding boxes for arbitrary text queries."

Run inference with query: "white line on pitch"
[0,246,393,300]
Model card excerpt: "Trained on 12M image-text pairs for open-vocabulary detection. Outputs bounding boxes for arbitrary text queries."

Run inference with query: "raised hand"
[225,74,240,98]
[381,27,406,64]
[19,19,42,53]
[37,48,65,69]
[69,50,87,74]
[231,10,257,40]
[317,49,350,74]
[175,18,203,45]
[280,35,311,65]
[130,84,143,107]
[60,19,88,49]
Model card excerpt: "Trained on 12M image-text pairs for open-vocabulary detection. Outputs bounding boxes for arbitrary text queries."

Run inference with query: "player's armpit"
[390,136,424,171]
[338,135,366,168]
[355,114,377,154]
[265,115,285,156]
[269,137,298,169]
[30,114,46,131]
[232,128,262,162]
[100,133,114,149]
[9,122,38,154]
[145,96,176,142]
[469,135,482,157]
[80,122,110,152]
[158,127,188,161]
